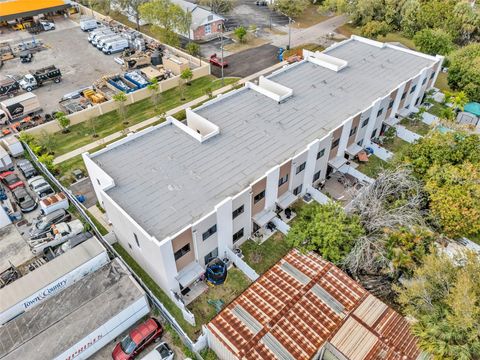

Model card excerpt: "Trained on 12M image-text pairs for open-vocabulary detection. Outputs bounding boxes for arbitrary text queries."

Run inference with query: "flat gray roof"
[93,39,435,240]
[0,237,105,314]
[0,259,145,360]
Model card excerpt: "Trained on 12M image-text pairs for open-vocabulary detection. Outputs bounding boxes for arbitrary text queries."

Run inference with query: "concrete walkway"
[53,61,287,164]
[265,15,348,48]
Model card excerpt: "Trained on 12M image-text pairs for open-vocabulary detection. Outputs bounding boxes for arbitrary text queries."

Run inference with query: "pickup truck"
[27,219,86,255]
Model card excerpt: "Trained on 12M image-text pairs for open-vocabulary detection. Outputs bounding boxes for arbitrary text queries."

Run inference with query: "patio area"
[186,268,251,326]
[181,280,209,306]
[320,171,364,203]
[355,155,391,179]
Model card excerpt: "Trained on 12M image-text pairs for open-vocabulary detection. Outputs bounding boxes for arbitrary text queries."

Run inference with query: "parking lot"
[211,44,279,78]
[0,17,122,114]
[223,0,289,30]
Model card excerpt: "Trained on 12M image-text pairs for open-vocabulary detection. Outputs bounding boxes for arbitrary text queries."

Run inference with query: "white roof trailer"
[0,237,109,325]
[0,259,150,360]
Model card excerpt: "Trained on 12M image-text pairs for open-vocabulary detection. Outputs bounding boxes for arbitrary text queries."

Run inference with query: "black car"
[16,159,38,179]
[29,208,71,239]
[12,187,37,212]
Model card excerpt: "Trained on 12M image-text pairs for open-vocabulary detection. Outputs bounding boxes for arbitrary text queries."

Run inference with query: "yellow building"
[0,0,71,22]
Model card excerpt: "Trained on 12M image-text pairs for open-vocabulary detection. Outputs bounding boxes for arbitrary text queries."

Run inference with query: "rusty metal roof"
[207,249,423,360]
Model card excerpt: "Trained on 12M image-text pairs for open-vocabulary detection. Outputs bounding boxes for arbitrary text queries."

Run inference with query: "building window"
[254,190,265,204]
[313,170,321,182]
[174,243,191,260]
[357,139,364,147]
[430,72,435,79]
[233,228,244,243]
[331,138,340,149]
[232,205,244,219]
[202,225,217,241]
[204,24,211,34]
[377,108,383,117]
[134,233,140,247]
[278,174,289,187]
[410,85,416,94]
[422,77,427,85]
[361,118,369,128]
[388,99,394,109]
[296,162,306,174]
[317,149,325,159]
[128,243,132,250]
[371,129,377,139]
[405,104,410,109]
[415,97,421,106]
[97,179,101,185]
[204,247,218,265]
[401,91,407,100]
[293,184,303,196]
[349,126,357,137]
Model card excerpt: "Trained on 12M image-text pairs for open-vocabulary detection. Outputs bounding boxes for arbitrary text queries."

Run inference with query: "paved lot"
[211,44,279,78]
[69,177,97,209]
[0,17,122,115]
[223,0,289,30]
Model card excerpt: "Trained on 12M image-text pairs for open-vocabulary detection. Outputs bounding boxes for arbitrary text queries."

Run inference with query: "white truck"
[2,136,23,157]
[28,219,87,255]
[80,18,99,32]
[0,93,42,124]
[102,38,129,55]
[40,192,69,215]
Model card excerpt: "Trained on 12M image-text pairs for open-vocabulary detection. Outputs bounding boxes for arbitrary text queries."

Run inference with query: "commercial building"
[206,249,426,360]
[0,0,71,22]
[84,36,443,303]
[0,259,150,360]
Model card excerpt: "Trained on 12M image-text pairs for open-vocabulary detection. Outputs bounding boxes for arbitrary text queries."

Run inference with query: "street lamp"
[220,24,225,86]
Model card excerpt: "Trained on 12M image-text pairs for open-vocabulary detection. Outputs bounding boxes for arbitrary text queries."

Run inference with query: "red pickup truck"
[209,53,228,68]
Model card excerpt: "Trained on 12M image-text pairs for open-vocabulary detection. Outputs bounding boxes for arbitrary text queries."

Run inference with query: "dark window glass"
[174,243,190,260]
[313,171,321,182]
[233,228,244,243]
[254,190,265,204]
[410,85,416,93]
[331,138,340,149]
[278,174,289,187]
[317,149,325,159]
[296,162,306,174]
[134,233,139,247]
[361,118,369,128]
[293,184,303,196]
[377,108,383,117]
[349,126,357,137]
[232,205,244,219]
[202,225,217,241]
[388,99,394,109]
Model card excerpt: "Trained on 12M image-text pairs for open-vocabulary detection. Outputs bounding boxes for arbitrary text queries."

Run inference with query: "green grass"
[335,24,416,50]
[399,118,431,136]
[282,43,324,59]
[44,76,238,157]
[382,136,410,153]
[356,155,391,179]
[85,209,108,236]
[241,232,292,274]
[428,101,448,118]
[434,72,451,93]
[187,269,251,330]
[112,243,200,339]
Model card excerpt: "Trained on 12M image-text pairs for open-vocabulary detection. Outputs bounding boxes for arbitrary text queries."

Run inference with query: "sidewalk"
[53,61,286,164]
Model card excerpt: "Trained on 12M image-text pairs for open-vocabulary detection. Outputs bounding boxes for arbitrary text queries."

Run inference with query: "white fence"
[339,164,375,184]
[368,142,393,161]
[395,124,422,143]
[422,112,439,125]
[226,248,259,282]
[272,217,290,235]
[307,186,330,204]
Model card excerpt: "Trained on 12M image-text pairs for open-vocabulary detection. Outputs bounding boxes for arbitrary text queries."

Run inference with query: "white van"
[80,18,98,32]
[88,27,110,42]
[96,35,122,49]
[92,32,116,47]
[102,39,129,55]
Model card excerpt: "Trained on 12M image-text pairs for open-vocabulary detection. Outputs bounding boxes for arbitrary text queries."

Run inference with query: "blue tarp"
[464,102,480,117]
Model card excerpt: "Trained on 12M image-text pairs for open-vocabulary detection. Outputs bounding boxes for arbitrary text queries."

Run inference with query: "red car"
[112,318,163,360]
[0,171,24,191]
[209,53,228,68]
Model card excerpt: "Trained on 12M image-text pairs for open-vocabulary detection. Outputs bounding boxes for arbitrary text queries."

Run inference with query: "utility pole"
[221,25,224,86]
[288,17,292,50]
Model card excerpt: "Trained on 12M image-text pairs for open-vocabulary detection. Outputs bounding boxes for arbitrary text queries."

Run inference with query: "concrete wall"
[251,177,267,216]
[192,212,219,267]
[172,227,195,272]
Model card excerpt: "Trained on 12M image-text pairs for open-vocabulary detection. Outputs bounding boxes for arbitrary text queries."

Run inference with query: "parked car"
[29,208,71,239]
[142,343,174,360]
[28,175,54,198]
[0,171,24,190]
[16,159,38,179]
[112,318,163,360]
[12,187,37,212]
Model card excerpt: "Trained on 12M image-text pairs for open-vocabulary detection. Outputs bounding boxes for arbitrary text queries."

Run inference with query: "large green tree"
[274,0,309,19]
[448,43,480,102]
[396,252,480,359]
[413,28,454,55]
[286,202,364,264]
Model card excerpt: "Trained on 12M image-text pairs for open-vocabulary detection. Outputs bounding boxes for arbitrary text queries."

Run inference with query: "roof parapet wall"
[305,51,348,72]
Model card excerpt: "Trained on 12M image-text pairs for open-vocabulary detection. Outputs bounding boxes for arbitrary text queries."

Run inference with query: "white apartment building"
[83,36,443,303]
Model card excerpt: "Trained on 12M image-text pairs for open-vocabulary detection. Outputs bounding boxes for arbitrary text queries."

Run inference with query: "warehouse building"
[0,259,150,360]
[0,0,71,22]
[84,35,443,304]
[206,249,426,360]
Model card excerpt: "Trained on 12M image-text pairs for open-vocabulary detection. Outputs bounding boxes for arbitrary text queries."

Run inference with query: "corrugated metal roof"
[207,249,422,360]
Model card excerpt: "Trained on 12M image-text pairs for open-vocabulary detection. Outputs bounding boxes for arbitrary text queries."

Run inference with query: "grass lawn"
[428,101,448,118]
[43,76,238,157]
[187,269,251,329]
[282,43,324,59]
[399,118,431,136]
[335,24,416,50]
[113,243,201,339]
[435,72,451,93]
[294,4,329,28]
[382,136,410,153]
[241,232,292,274]
[356,155,391,179]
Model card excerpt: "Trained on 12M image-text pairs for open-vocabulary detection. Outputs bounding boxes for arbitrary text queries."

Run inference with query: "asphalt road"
[210,44,279,78]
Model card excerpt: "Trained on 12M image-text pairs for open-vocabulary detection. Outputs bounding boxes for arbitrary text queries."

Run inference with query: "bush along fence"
[23,143,207,358]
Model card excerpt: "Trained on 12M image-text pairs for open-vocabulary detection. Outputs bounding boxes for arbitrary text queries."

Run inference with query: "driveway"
[210,44,279,78]
[265,14,348,48]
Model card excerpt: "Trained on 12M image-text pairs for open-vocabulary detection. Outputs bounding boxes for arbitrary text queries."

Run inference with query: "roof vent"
[246,76,293,103]
[307,52,348,72]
